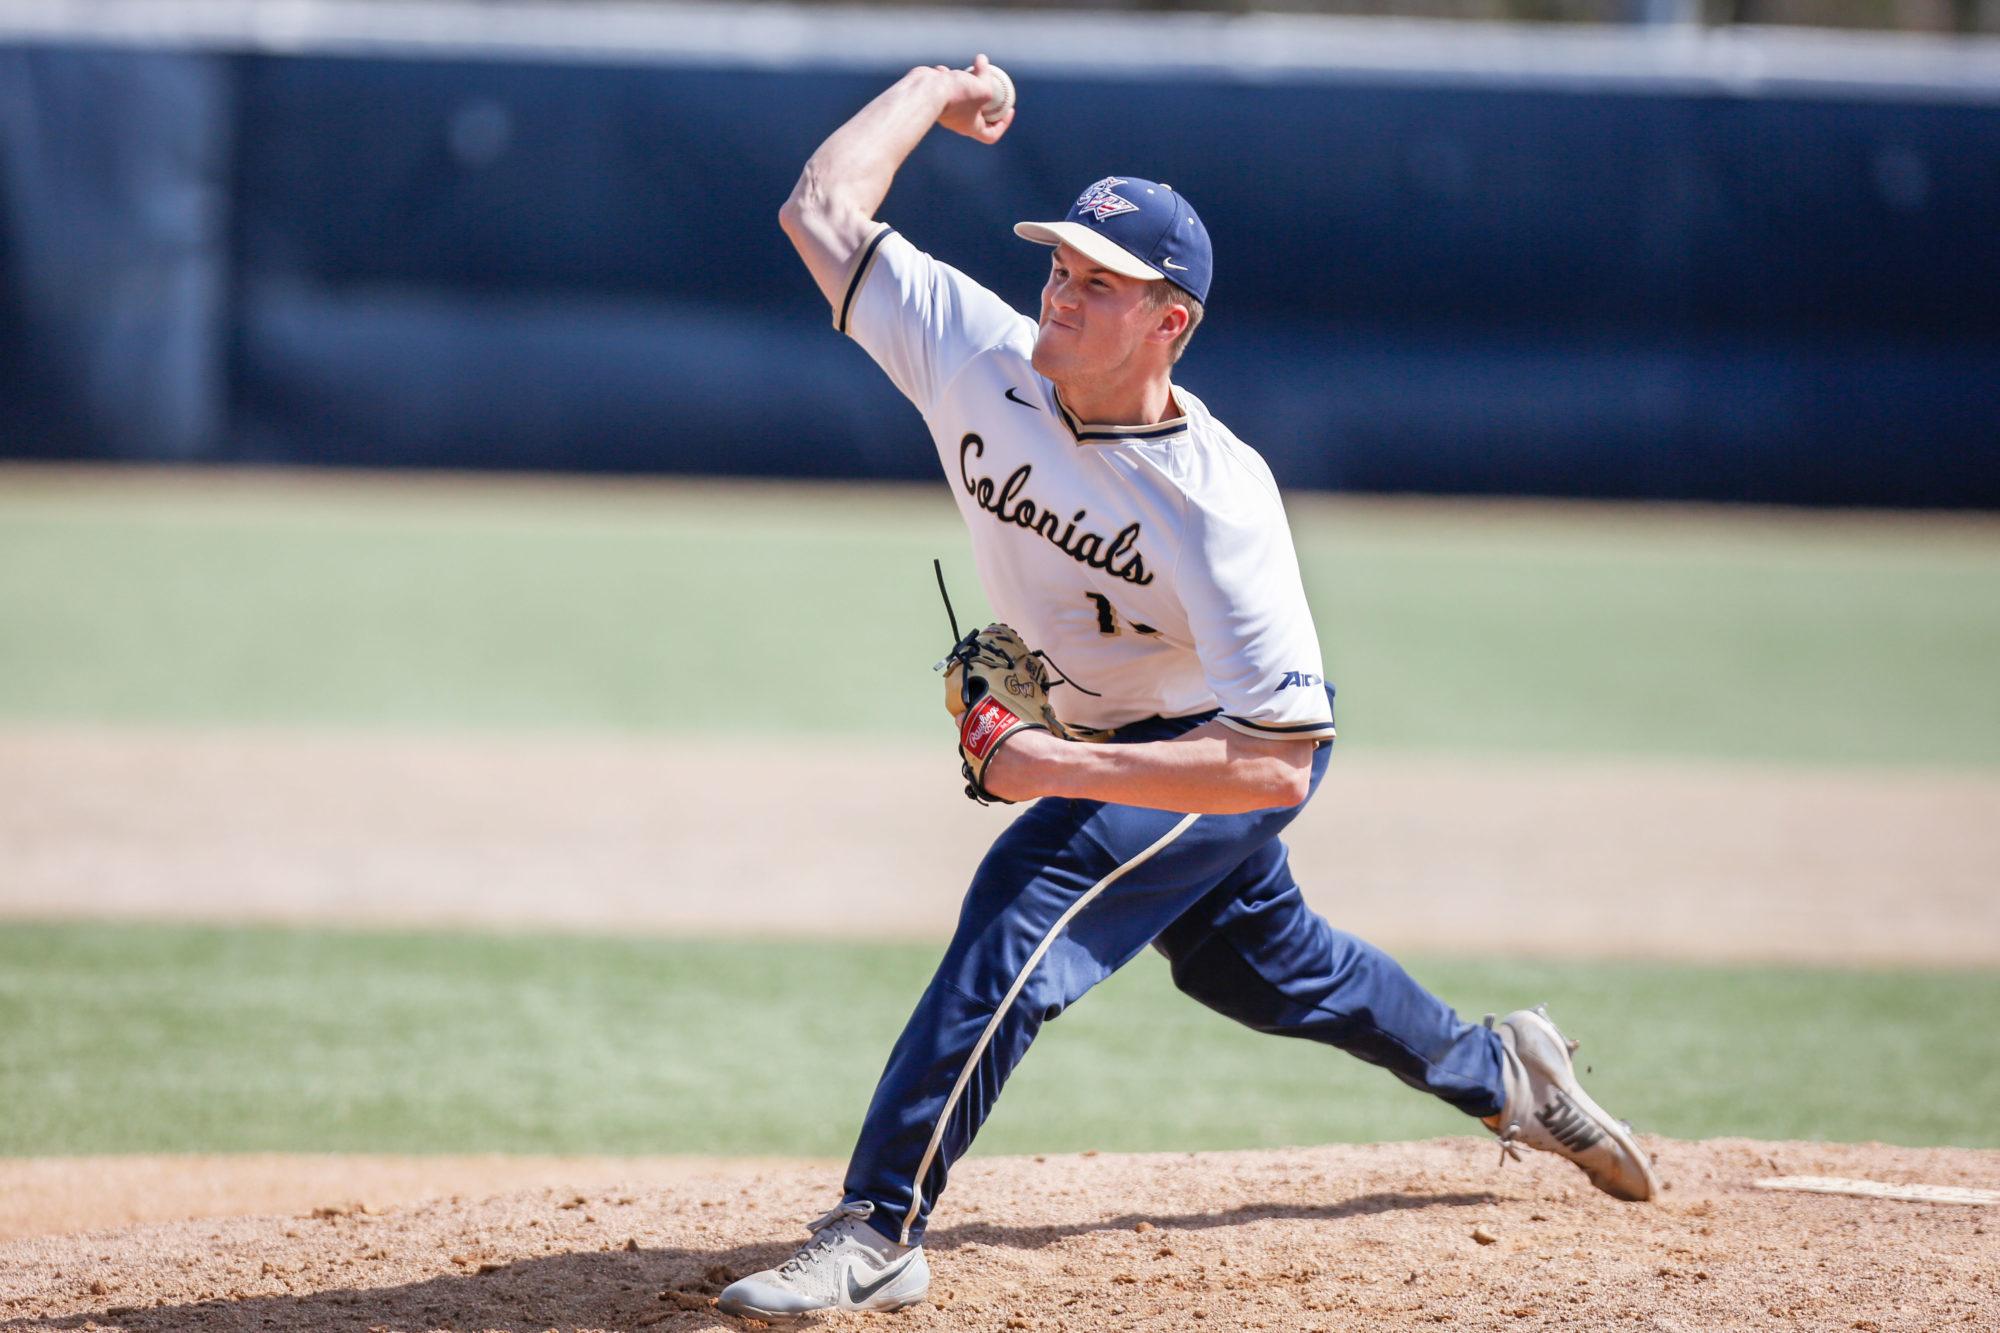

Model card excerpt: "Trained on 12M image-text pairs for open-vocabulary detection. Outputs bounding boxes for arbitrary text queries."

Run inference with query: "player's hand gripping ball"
[938,54,1014,144]
[938,623,1066,805]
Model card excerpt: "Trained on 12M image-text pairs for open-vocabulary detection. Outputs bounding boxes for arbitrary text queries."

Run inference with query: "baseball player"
[719,56,1657,1321]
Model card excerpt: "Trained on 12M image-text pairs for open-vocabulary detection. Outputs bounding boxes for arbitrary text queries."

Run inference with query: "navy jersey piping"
[1054,389,1189,445]
[1075,423,1187,443]
[1226,715,1337,735]
[837,226,895,335]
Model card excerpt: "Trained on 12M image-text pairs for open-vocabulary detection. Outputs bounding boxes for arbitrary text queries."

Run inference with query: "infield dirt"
[6,729,1996,965]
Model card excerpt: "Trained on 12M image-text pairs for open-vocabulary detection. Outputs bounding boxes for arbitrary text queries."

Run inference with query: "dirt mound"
[4,1139,1993,1331]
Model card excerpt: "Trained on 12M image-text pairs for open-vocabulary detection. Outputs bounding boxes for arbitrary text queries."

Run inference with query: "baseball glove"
[938,623,1068,805]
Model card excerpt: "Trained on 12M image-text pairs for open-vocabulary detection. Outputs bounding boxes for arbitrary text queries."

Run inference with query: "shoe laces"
[1483,1012,1528,1168]
[778,1200,876,1277]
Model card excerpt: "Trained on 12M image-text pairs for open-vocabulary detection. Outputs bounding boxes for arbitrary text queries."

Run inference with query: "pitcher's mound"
[4,1138,1994,1331]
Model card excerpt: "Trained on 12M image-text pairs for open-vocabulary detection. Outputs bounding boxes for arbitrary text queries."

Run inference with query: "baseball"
[980,64,1015,124]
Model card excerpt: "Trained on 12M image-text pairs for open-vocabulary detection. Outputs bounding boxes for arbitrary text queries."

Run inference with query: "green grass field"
[2,473,1996,766]
[1,471,1995,1162]
[3,922,1996,1157]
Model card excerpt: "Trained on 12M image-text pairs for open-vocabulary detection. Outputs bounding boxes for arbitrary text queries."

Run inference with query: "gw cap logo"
[1074,177,1139,221]
[1277,670,1323,690]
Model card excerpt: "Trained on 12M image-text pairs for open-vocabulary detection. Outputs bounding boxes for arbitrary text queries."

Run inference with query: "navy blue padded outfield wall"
[2,6,1997,505]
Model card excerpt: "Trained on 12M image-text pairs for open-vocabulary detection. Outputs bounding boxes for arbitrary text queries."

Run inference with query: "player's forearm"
[991,723,1314,815]
[783,67,956,235]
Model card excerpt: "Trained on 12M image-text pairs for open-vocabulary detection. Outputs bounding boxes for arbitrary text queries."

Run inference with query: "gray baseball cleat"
[717,1199,930,1320]
[1484,1005,1659,1202]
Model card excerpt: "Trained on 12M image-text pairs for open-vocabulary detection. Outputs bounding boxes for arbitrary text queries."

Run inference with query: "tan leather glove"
[938,623,1068,805]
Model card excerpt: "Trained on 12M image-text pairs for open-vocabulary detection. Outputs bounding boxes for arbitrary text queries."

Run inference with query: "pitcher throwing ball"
[719,54,1657,1321]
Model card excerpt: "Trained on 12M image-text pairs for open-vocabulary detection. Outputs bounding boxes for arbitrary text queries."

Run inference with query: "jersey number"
[1084,593,1157,637]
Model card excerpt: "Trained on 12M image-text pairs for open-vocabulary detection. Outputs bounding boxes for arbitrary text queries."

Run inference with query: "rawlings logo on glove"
[960,694,1020,762]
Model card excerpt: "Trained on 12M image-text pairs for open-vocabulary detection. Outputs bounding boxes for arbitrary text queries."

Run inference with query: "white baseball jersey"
[837,226,1335,742]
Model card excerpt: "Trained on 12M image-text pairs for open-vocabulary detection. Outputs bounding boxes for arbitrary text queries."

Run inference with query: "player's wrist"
[978,725,1064,803]
[906,65,963,113]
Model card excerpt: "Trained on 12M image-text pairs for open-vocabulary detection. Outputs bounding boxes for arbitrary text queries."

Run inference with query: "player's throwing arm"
[779,55,1015,311]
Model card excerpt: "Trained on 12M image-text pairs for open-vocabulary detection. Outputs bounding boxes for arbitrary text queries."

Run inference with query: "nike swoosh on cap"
[845,1254,914,1304]
[1004,386,1041,411]
[1161,257,1189,271]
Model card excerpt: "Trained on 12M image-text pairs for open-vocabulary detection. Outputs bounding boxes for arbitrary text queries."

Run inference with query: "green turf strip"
[1,475,1997,766]
[3,923,1994,1157]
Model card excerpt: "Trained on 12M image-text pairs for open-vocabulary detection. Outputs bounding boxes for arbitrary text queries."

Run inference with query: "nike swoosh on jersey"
[1004,386,1041,411]
[844,1254,915,1304]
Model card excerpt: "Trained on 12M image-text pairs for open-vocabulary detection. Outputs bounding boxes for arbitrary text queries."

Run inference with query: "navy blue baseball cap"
[1014,176,1212,305]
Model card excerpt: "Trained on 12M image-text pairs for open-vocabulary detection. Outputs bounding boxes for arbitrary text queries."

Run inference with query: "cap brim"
[1013,221,1163,281]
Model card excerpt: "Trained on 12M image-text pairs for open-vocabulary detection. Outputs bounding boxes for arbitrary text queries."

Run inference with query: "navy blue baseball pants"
[844,695,1507,1246]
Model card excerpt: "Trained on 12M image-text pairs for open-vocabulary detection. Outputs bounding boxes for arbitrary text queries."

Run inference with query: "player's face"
[1031,245,1168,385]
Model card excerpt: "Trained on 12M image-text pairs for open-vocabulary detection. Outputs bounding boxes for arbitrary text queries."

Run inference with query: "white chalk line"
[1755,1175,1999,1206]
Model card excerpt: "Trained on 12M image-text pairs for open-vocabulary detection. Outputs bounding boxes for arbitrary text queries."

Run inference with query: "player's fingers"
[978,105,1014,144]
[972,52,989,75]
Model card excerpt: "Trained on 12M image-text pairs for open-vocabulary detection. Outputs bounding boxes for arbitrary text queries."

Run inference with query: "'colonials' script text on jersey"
[961,435,1152,586]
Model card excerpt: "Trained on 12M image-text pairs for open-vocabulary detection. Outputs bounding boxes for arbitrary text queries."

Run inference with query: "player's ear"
[1147,297,1190,346]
